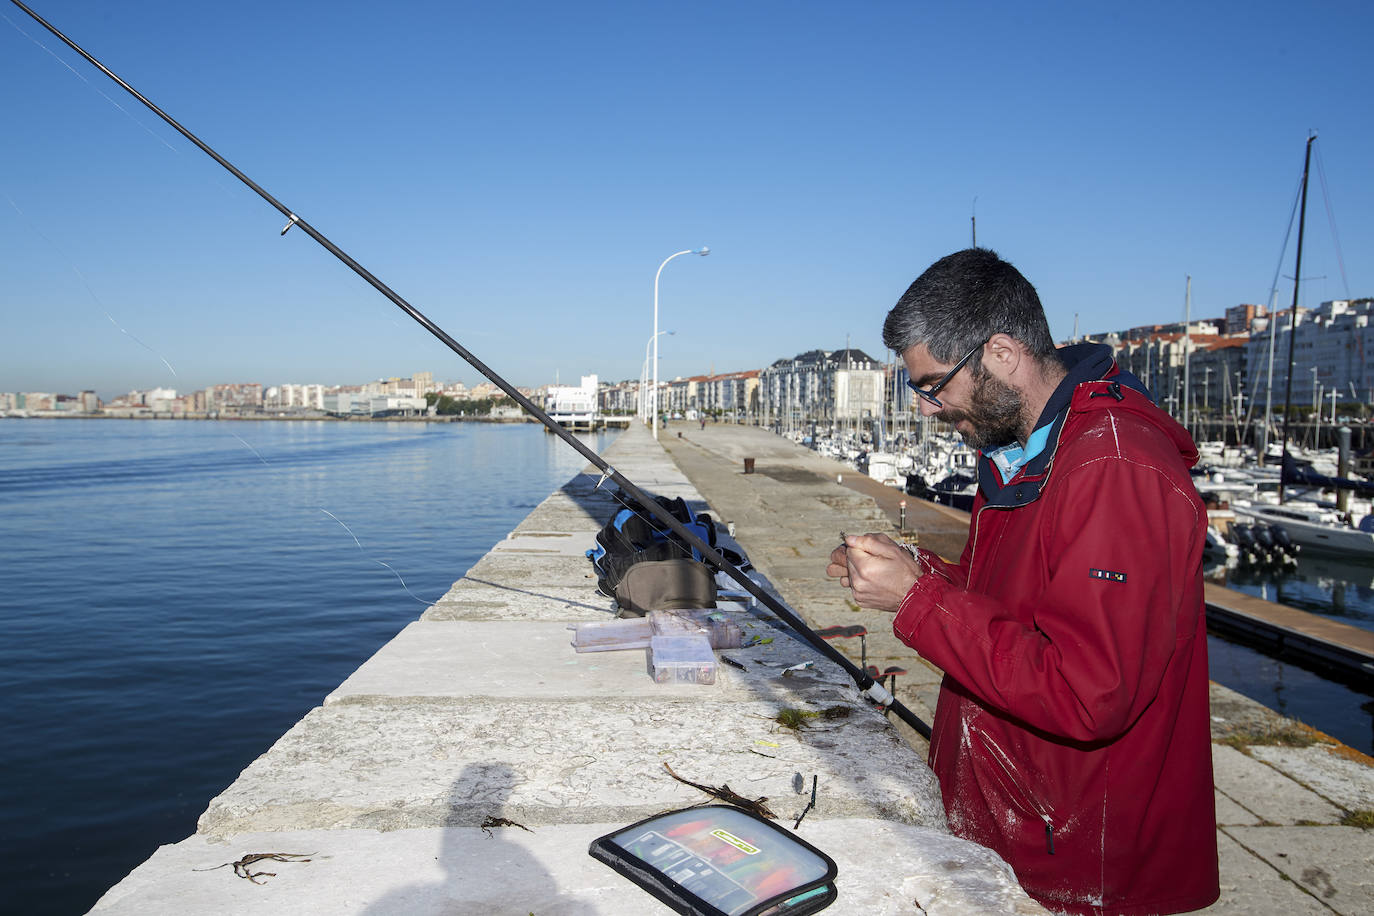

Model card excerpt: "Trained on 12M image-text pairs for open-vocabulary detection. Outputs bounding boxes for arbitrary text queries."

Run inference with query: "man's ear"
[983,333,1024,380]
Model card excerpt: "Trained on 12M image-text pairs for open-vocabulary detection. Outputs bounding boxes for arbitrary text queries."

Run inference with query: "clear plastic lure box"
[650,609,744,648]
[649,634,718,685]
[569,617,653,653]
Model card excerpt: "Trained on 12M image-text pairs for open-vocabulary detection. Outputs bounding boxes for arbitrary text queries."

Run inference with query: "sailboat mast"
[1183,276,1191,430]
[1277,133,1316,502]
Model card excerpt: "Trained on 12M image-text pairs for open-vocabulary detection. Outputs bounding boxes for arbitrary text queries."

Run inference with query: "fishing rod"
[10,0,929,739]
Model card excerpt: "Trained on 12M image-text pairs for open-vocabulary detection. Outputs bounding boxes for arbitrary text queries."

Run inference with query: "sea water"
[1209,557,1374,754]
[0,418,614,915]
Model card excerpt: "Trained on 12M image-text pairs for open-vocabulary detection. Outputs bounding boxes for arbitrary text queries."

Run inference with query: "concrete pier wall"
[91,423,1043,915]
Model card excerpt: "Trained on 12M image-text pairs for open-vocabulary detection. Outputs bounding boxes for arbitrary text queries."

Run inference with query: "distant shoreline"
[0,412,536,423]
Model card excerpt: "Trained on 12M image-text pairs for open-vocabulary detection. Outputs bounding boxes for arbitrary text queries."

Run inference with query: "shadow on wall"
[361,761,599,915]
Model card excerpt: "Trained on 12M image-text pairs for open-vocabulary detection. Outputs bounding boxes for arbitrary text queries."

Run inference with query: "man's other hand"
[825,533,922,613]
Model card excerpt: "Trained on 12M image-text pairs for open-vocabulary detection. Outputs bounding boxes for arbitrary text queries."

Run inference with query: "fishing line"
[6,184,433,609]
[1,9,178,154]
[7,2,485,363]
[8,0,929,739]
[7,178,476,612]
[3,191,180,378]
[317,508,433,607]
[4,15,429,611]
[228,433,271,466]
[2,8,266,210]
[225,430,440,607]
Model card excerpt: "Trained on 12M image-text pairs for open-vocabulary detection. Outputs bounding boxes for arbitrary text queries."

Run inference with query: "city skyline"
[4,1,1370,398]
[10,291,1368,411]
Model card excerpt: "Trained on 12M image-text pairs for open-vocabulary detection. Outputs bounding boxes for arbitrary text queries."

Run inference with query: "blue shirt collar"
[985,421,1055,486]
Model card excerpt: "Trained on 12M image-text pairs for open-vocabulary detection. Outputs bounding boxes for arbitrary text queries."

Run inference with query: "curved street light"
[653,247,709,439]
[640,330,674,422]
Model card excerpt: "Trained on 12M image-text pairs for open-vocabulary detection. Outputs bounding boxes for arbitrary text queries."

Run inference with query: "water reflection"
[1212,553,1374,631]
[1207,636,1374,755]
[1205,551,1374,755]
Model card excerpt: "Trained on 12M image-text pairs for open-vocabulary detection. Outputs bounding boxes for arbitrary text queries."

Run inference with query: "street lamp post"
[653,247,709,439]
[640,330,674,422]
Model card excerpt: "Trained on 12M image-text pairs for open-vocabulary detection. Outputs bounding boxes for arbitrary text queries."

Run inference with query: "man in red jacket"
[829,249,1219,915]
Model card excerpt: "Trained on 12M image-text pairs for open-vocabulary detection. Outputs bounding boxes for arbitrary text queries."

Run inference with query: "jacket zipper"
[965,423,1082,857]
[966,504,988,582]
[975,729,1057,855]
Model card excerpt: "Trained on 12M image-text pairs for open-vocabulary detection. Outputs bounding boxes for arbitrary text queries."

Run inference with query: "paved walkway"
[659,422,1374,915]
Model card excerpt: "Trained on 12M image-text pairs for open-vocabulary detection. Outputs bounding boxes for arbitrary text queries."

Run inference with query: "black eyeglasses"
[906,338,989,408]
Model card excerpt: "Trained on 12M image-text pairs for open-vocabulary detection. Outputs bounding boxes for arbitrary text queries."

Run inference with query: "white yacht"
[1232,501,1374,557]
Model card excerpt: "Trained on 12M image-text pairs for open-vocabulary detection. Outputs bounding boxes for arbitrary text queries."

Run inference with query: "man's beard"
[938,371,1025,451]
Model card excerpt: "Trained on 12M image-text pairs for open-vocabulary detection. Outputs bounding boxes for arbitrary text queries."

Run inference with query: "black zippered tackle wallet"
[588,805,838,916]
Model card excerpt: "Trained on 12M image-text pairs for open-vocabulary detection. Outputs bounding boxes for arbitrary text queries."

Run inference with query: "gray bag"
[614,559,717,617]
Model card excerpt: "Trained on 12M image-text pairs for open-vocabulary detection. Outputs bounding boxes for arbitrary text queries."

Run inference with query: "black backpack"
[587,493,716,597]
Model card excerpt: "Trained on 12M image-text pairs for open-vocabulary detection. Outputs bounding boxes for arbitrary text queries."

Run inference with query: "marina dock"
[91,423,1374,914]
[1203,585,1374,683]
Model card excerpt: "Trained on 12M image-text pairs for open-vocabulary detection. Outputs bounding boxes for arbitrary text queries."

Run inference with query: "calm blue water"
[1218,554,1374,633]
[1206,555,1374,755]
[0,418,615,915]
[1208,636,1374,754]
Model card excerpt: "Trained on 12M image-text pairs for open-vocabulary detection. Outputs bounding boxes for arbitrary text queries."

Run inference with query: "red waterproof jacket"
[893,347,1219,915]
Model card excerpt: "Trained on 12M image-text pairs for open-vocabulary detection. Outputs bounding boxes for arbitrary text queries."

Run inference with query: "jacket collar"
[976,343,1152,508]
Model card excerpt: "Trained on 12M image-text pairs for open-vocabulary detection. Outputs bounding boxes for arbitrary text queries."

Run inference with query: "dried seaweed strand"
[663,762,776,820]
[193,852,312,884]
[481,816,533,837]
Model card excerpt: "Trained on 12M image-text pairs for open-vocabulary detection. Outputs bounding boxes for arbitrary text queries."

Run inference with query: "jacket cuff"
[892,573,944,649]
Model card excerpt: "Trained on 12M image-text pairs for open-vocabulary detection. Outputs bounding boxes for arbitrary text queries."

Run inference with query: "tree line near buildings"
[424,392,517,416]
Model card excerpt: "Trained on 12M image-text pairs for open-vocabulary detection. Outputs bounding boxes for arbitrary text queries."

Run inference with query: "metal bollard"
[899,500,906,532]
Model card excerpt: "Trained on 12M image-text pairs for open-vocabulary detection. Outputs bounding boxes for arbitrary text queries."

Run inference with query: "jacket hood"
[1030,342,1130,429]
[978,342,1198,507]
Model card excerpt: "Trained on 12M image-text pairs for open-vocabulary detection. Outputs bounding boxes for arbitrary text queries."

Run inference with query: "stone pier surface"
[91,423,1046,915]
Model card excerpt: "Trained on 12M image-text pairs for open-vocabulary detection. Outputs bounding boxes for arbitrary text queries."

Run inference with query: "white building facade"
[758,348,886,429]
[547,374,599,425]
[1246,299,1374,415]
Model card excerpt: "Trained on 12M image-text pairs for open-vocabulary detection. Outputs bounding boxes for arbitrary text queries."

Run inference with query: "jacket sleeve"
[912,492,979,588]
[893,454,1204,743]
[915,548,969,588]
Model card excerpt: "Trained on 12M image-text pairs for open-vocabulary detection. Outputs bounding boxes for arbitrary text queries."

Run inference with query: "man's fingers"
[845,532,905,559]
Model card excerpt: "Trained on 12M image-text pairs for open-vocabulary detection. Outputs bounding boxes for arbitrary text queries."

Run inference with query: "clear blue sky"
[3,0,1370,399]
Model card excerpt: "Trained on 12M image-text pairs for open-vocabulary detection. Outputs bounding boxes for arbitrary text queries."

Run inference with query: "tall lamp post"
[653,247,709,439]
[640,330,674,422]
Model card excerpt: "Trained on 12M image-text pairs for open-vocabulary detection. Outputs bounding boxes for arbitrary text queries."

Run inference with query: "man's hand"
[825,533,923,613]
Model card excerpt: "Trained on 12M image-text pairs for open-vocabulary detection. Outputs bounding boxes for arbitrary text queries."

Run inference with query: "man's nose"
[916,396,941,417]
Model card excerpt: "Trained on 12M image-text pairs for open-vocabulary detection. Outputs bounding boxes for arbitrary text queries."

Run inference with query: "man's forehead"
[901,343,945,382]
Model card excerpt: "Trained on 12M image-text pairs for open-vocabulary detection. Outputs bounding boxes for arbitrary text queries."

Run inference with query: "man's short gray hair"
[882,248,1057,365]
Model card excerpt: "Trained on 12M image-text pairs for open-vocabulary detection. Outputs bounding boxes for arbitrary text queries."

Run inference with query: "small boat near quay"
[1232,500,1374,557]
